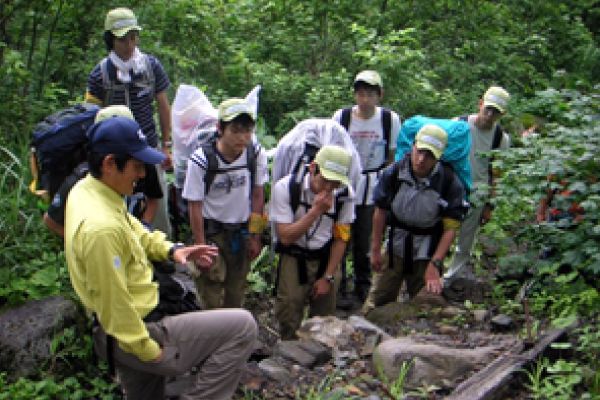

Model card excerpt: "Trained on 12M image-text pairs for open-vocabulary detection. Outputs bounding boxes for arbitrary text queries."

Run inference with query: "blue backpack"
[395,115,472,193]
[30,103,100,200]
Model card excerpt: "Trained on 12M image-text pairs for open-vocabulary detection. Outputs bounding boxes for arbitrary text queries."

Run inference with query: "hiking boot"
[354,284,370,303]
[336,294,355,311]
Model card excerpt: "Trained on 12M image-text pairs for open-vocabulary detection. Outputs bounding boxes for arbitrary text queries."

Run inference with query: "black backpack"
[339,107,392,172]
[144,260,201,323]
[200,138,258,196]
[30,103,100,200]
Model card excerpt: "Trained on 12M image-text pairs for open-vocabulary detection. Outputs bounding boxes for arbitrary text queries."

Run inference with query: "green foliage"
[525,358,584,400]
[491,86,600,324]
[376,359,414,399]
[0,372,116,400]
[1,0,599,397]
[247,246,275,294]
[0,144,69,307]
[291,371,343,400]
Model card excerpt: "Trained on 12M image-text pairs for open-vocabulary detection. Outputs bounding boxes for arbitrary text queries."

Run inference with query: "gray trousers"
[94,309,257,400]
[445,203,484,280]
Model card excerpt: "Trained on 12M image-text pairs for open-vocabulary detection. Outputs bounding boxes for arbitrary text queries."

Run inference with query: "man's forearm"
[277,207,325,245]
[188,201,205,244]
[156,91,172,145]
[432,229,456,262]
[371,207,386,251]
[251,185,264,215]
[325,238,347,276]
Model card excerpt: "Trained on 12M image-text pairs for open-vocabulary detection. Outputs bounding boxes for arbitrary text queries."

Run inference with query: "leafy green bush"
[491,86,600,322]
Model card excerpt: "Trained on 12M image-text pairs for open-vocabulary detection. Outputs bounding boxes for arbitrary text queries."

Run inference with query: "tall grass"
[0,143,66,307]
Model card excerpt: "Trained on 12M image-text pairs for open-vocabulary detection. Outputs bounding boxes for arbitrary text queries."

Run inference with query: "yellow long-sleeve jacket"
[65,175,172,362]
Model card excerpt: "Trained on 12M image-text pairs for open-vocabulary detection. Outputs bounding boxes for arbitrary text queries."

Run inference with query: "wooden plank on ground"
[445,328,568,400]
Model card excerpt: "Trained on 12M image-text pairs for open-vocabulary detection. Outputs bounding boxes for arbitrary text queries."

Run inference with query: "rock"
[296,316,356,348]
[274,340,330,368]
[346,384,366,396]
[473,309,489,323]
[258,357,291,382]
[348,315,392,342]
[323,387,350,399]
[491,314,514,331]
[440,306,465,318]
[438,324,460,335]
[297,339,332,365]
[372,337,499,389]
[0,296,80,379]
[364,302,421,326]
[348,315,392,356]
[237,362,267,392]
[413,288,448,306]
[443,278,489,303]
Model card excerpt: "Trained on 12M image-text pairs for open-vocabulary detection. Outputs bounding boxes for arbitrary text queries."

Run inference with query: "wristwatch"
[168,242,185,261]
[324,274,335,284]
[431,258,444,269]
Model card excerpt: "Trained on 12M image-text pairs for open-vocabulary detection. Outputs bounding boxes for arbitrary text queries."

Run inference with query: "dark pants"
[352,205,374,289]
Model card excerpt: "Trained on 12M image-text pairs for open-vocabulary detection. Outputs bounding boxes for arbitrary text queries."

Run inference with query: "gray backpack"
[99,55,155,106]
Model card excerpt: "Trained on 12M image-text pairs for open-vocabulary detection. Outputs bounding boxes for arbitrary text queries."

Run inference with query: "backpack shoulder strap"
[202,140,219,195]
[288,170,304,215]
[246,142,258,189]
[332,187,348,222]
[438,161,456,199]
[340,107,352,131]
[381,108,392,155]
[492,124,503,149]
[142,54,156,97]
[100,58,112,106]
[390,161,402,198]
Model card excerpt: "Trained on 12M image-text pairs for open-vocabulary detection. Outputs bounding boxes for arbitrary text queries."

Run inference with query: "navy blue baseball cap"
[88,117,166,165]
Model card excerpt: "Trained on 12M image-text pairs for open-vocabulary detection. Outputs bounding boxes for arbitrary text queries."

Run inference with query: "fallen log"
[446,327,569,400]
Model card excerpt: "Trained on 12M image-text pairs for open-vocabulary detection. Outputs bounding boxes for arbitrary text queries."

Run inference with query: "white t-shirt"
[465,114,510,188]
[332,106,401,205]
[182,142,268,223]
[270,174,355,250]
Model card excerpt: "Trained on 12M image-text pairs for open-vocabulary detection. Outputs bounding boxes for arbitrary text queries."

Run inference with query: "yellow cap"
[217,98,256,122]
[354,70,383,88]
[105,8,142,38]
[94,105,134,123]
[415,124,448,160]
[314,145,352,186]
[483,86,510,114]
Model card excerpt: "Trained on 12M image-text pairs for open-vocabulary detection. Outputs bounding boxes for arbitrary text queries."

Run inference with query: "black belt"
[275,241,331,285]
[204,218,248,235]
[387,218,442,273]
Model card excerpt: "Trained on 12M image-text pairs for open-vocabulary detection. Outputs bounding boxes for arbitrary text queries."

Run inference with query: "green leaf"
[550,342,573,349]
[552,315,578,328]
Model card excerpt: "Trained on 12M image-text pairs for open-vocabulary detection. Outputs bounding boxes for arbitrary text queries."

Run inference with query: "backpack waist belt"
[387,219,443,274]
[275,241,332,285]
[204,218,248,235]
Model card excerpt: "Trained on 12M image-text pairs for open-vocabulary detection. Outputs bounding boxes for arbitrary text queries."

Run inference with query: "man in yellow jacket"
[65,116,257,400]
